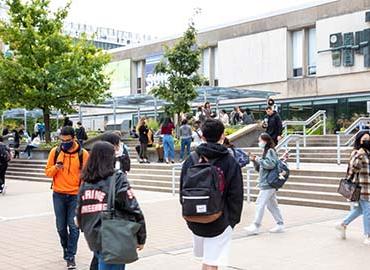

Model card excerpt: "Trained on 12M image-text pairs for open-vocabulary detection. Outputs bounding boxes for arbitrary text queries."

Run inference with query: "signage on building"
[145,54,168,91]
[319,28,370,68]
[105,59,131,97]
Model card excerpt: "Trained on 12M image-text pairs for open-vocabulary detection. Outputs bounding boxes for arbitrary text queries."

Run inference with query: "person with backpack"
[45,126,89,270]
[180,119,244,270]
[223,138,250,168]
[0,136,11,194]
[335,131,370,245]
[76,121,88,147]
[245,133,285,235]
[179,119,193,162]
[77,141,146,270]
[102,132,130,173]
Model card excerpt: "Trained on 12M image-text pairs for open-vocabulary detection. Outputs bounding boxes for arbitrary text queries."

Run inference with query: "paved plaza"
[0,179,368,270]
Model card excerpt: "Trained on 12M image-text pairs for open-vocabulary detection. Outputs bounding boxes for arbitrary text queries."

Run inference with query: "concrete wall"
[218,28,288,87]
[316,10,370,77]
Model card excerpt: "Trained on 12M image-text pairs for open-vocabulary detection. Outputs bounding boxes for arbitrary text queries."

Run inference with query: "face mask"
[362,140,370,150]
[61,141,74,151]
[116,143,124,157]
[258,142,266,149]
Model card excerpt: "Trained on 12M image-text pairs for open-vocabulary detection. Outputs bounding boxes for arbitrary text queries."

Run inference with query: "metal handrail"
[336,117,370,165]
[171,165,182,196]
[276,134,303,169]
[283,110,326,147]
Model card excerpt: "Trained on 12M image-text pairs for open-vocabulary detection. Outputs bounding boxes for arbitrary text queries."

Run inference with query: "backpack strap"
[54,145,84,170]
[53,146,62,165]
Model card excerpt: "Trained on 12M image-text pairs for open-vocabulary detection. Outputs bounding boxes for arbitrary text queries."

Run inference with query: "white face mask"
[115,143,124,157]
[258,142,266,149]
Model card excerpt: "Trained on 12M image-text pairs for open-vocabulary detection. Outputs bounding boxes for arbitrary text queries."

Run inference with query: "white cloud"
[50,0,335,38]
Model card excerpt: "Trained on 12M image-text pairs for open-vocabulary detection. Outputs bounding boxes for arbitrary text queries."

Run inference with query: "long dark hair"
[81,141,116,184]
[354,131,370,150]
[162,117,173,128]
[260,133,276,157]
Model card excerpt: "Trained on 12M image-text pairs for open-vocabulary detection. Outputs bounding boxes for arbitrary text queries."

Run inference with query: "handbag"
[337,169,361,202]
[101,173,142,264]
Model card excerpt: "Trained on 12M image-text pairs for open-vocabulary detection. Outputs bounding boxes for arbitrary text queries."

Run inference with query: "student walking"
[137,118,149,163]
[180,119,244,270]
[245,133,285,235]
[263,106,283,145]
[79,142,145,270]
[45,126,89,270]
[0,136,11,194]
[161,118,175,164]
[75,121,88,147]
[179,119,192,161]
[336,131,370,245]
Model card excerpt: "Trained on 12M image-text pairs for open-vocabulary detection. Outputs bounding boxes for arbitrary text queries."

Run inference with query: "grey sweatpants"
[254,189,284,227]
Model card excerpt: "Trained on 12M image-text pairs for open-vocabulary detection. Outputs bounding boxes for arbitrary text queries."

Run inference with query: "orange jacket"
[45,141,89,195]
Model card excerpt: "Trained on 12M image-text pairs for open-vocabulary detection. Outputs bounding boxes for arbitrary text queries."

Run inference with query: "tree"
[0,0,111,142]
[151,24,203,116]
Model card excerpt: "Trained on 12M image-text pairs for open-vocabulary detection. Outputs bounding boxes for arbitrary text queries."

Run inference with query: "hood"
[196,143,229,160]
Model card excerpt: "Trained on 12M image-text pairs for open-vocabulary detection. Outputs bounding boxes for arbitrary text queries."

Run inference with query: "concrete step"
[6,174,51,183]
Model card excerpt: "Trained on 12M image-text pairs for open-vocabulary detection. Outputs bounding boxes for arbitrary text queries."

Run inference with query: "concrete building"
[104,0,370,132]
[63,22,155,50]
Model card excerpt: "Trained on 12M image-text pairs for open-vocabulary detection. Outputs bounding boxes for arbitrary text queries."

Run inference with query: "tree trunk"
[43,108,51,143]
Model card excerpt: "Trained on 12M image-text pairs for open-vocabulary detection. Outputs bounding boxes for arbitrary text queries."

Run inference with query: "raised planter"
[227,123,264,148]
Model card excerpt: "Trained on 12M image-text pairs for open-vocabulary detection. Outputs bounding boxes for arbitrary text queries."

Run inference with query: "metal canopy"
[3,109,43,119]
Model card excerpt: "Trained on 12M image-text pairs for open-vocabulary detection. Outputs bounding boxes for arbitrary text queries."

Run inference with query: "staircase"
[6,158,349,210]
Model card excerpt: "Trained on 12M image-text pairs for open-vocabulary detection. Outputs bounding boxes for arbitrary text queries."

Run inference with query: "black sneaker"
[66,258,76,270]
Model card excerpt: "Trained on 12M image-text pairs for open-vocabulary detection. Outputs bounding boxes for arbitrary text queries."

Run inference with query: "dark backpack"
[54,145,84,169]
[0,144,11,164]
[231,148,250,168]
[181,152,225,224]
[266,160,290,189]
[118,146,131,172]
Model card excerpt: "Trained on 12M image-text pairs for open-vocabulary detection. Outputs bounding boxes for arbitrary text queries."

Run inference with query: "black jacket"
[180,143,244,237]
[138,125,149,144]
[76,127,88,141]
[266,112,283,141]
[76,171,146,252]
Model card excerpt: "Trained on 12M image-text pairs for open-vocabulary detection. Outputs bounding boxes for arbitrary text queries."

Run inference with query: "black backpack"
[181,152,225,224]
[118,146,131,172]
[0,144,11,164]
[266,160,290,189]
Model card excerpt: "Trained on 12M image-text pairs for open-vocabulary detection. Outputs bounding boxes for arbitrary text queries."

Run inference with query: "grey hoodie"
[253,148,278,190]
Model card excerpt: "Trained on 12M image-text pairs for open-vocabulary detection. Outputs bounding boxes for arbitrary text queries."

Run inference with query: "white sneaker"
[244,224,260,235]
[269,224,285,233]
[364,237,370,245]
[335,222,346,240]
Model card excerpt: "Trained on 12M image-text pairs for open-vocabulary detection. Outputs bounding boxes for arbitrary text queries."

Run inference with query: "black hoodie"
[180,143,244,237]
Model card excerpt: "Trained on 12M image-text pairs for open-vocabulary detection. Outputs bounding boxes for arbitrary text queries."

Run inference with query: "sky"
[50,0,336,38]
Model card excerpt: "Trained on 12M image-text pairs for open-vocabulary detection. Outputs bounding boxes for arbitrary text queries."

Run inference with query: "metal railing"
[283,110,326,147]
[171,165,182,196]
[336,117,370,165]
[277,134,302,170]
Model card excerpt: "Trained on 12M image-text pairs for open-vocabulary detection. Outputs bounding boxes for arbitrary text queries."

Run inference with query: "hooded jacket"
[266,112,283,141]
[180,143,244,237]
[76,171,146,252]
[45,141,89,195]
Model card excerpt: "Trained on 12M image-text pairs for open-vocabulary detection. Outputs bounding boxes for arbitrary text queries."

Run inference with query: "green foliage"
[225,126,239,136]
[39,141,59,150]
[0,0,111,142]
[150,24,203,115]
[146,118,160,131]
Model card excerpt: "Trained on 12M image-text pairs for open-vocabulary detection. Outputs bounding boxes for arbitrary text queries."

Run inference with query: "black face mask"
[362,140,370,150]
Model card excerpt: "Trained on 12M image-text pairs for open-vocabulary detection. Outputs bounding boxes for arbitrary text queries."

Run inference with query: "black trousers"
[90,254,98,270]
[0,163,8,188]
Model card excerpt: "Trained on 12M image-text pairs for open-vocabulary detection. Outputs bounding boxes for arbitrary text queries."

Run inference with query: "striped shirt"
[348,149,370,201]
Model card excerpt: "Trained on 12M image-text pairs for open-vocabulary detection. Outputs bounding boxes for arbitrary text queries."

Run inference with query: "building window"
[308,28,317,75]
[136,62,142,93]
[292,30,303,77]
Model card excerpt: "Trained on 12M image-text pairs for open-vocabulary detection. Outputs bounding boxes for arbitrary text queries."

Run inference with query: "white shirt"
[192,129,203,146]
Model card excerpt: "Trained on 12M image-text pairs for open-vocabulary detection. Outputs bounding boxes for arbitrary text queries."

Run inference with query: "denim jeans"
[180,137,192,160]
[254,189,284,227]
[95,252,126,270]
[53,192,80,260]
[343,199,370,236]
[163,135,175,161]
